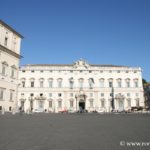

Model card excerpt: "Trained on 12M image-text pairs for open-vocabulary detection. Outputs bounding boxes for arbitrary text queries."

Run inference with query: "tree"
[142,78,147,85]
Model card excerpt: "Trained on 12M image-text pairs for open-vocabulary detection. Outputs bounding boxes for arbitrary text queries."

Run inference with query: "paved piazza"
[0,113,150,150]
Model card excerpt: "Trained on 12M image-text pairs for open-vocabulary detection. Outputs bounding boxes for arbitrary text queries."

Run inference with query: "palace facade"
[0,20,23,112]
[18,59,145,113]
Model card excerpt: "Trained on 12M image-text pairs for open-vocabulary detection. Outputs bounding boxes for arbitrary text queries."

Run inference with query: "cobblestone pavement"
[0,113,150,150]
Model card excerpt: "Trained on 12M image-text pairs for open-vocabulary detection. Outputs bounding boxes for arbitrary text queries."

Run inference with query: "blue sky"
[1,0,150,81]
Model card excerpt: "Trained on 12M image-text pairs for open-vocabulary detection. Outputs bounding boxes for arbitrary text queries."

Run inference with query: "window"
[58,100,62,108]
[4,37,8,46]
[49,93,52,97]
[40,81,44,87]
[108,79,113,88]
[40,70,44,73]
[57,78,62,88]
[126,79,130,88]
[40,93,43,97]
[127,99,131,107]
[117,79,122,88]
[70,93,73,97]
[136,99,139,107]
[101,99,105,108]
[117,70,120,73]
[58,93,62,97]
[89,70,92,73]
[22,81,25,87]
[90,93,93,97]
[127,93,130,97]
[70,100,74,108]
[1,62,8,76]
[0,88,4,100]
[49,101,52,108]
[89,78,94,89]
[31,70,34,73]
[39,78,44,88]
[21,93,24,96]
[79,78,84,89]
[69,77,74,89]
[101,93,104,97]
[48,79,53,88]
[22,70,25,72]
[31,81,34,87]
[100,79,104,88]
[30,93,34,97]
[134,79,138,88]
[11,68,14,78]
[89,100,93,107]
[135,93,139,97]
[10,91,13,101]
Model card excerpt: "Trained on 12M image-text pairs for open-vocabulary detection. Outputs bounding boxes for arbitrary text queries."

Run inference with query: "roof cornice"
[0,44,22,59]
[0,20,24,38]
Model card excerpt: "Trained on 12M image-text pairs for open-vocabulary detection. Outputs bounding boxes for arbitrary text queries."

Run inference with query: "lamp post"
[111,86,115,111]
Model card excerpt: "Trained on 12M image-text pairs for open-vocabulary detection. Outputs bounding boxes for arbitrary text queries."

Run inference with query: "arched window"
[69,77,74,89]
[99,78,104,88]
[117,78,122,88]
[125,78,130,88]
[30,78,35,88]
[57,78,62,88]
[88,78,94,89]
[78,78,84,89]
[108,78,113,88]
[1,61,8,76]
[134,78,138,88]
[39,78,44,88]
[11,65,17,78]
[20,78,26,87]
[48,78,53,88]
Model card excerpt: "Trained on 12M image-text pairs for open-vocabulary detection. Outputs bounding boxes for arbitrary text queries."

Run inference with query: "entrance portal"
[79,101,85,110]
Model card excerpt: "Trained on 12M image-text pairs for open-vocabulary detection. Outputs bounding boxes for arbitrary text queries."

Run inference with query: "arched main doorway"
[79,100,85,110]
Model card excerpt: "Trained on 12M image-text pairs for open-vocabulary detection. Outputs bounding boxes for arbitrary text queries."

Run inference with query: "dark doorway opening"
[79,101,85,110]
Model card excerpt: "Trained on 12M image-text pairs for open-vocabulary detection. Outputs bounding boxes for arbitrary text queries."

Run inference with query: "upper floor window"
[58,93,62,97]
[4,37,8,46]
[1,61,8,76]
[39,78,44,88]
[125,78,130,88]
[48,78,53,88]
[101,93,104,97]
[49,93,52,97]
[69,77,74,89]
[117,79,122,88]
[89,78,94,89]
[22,81,25,87]
[108,78,113,88]
[99,78,104,88]
[30,78,35,88]
[134,79,138,88]
[11,65,17,78]
[89,93,93,97]
[57,78,62,88]
[70,93,73,97]
[127,93,130,97]
[79,78,84,89]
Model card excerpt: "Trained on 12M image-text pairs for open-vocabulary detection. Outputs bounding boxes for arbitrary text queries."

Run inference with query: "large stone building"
[18,59,145,113]
[0,20,23,112]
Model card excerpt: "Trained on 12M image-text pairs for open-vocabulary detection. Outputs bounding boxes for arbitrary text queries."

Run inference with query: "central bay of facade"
[18,59,144,113]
